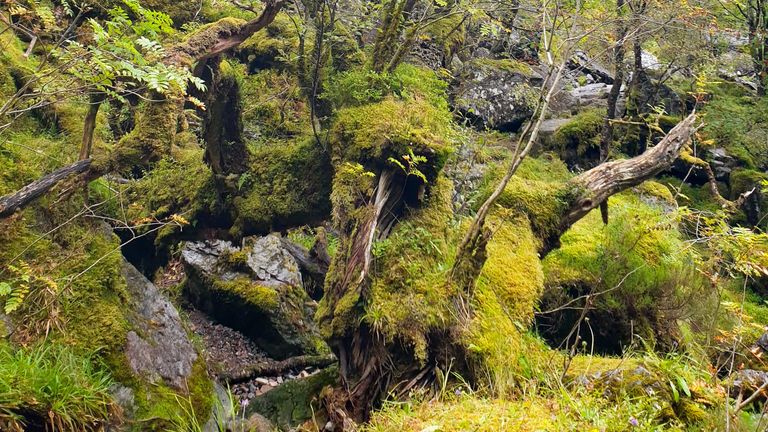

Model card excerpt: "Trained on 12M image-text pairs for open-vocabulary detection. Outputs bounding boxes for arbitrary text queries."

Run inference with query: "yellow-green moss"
[551,109,604,157]
[240,68,309,139]
[331,96,452,169]
[211,277,280,311]
[635,180,676,205]
[361,177,456,359]
[469,57,534,76]
[240,13,300,64]
[231,135,332,236]
[475,156,575,243]
[541,191,707,351]
[464,215,546,395]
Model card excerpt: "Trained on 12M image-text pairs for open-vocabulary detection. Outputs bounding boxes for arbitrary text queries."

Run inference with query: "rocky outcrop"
[122,261,198,390]
[568,51,614,84]
[182,234,327,359]
[452,59,542,132]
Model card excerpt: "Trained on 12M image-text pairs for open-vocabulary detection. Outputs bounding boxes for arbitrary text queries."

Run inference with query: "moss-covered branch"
[542,112,699,253]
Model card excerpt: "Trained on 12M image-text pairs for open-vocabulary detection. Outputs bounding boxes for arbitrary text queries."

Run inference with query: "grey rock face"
[452,61,541,132]
[708,147,737,180]
[731,369,768,403]
[0,312,13,338]
[182,234,326,359]
[122,261,197,390]
[244,235,302,287]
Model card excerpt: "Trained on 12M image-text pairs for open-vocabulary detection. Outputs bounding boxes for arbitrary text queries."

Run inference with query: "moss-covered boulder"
[548,109,604,168]
[182,234,328,359]
[246,366,338,429]
[452,58,540,132]
[539,192,707,354]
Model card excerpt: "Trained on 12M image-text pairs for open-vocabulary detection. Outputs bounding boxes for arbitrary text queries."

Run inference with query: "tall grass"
[0,342,116,431]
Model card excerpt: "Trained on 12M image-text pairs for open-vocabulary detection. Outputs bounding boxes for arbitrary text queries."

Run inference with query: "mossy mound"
[231,136,332,237]
[539,192,708,354]
[240,68,310,139]
[550,109,604,167]
[238,13,301,70]
[360,176,457,359]
[466,217,547,395]
[700,82,768,169]
[473,155,575,244]
[330,95,452,173]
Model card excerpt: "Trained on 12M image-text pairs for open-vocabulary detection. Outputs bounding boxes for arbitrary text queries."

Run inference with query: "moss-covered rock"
[231,136,332,237]
[550,109,604,168]
[539,192,708,354]
[247,366,338,428]
[452,58,540,132]
[182,235,329,359]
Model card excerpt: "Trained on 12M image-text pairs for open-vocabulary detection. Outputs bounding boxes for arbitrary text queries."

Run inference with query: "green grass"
[0,342,116,431]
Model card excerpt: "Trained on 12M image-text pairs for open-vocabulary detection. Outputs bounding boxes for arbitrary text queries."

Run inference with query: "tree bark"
[540,112,698,255]
[78,92,106,160]
[597,0,627,225]
[0,159,92,219]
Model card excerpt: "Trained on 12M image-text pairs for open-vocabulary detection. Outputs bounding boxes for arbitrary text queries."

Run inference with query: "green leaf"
[0,282,11,296]
[676,376,691,398]
[669,379,680,403]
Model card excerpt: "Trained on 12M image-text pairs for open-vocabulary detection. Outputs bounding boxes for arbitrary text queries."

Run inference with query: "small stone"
[269,379,278,387]
[276,376,283,384]
[255,377,270,385]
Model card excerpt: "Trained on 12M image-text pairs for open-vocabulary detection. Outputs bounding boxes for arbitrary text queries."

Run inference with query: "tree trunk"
[78,92,106,160]
[597,0,627,224]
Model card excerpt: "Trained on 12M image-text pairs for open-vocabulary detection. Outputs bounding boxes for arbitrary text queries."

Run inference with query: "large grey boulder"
[123,261,197,390]
[452,59,542,132]
[182,234,327,359]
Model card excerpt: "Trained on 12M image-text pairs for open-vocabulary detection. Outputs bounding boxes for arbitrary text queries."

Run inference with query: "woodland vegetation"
[3,0,768,431]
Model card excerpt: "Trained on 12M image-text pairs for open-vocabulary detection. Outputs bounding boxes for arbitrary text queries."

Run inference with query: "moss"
[131,357,213,431]
[359,177,456,357]
[247,366,338,428]
[422,12,466,56]
[540,192,707,353]
[330,96,453,173]
[211,277,280,311]
[700,82,768,169]
[91,95,184,176]
[551,109,604,159]
[474,156,575,243]
[635,180,676,205]
[465,215,546,395]
[468,57,534,76]
[118,145,218,245]
[730,168,768,199]
[240,68,309,139]
[238,12,300,69]
[99,0,196,25]
[231,135,332,237]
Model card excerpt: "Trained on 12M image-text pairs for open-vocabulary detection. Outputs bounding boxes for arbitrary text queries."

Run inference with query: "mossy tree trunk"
[202,58,248,179]
[78,92,106,160]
